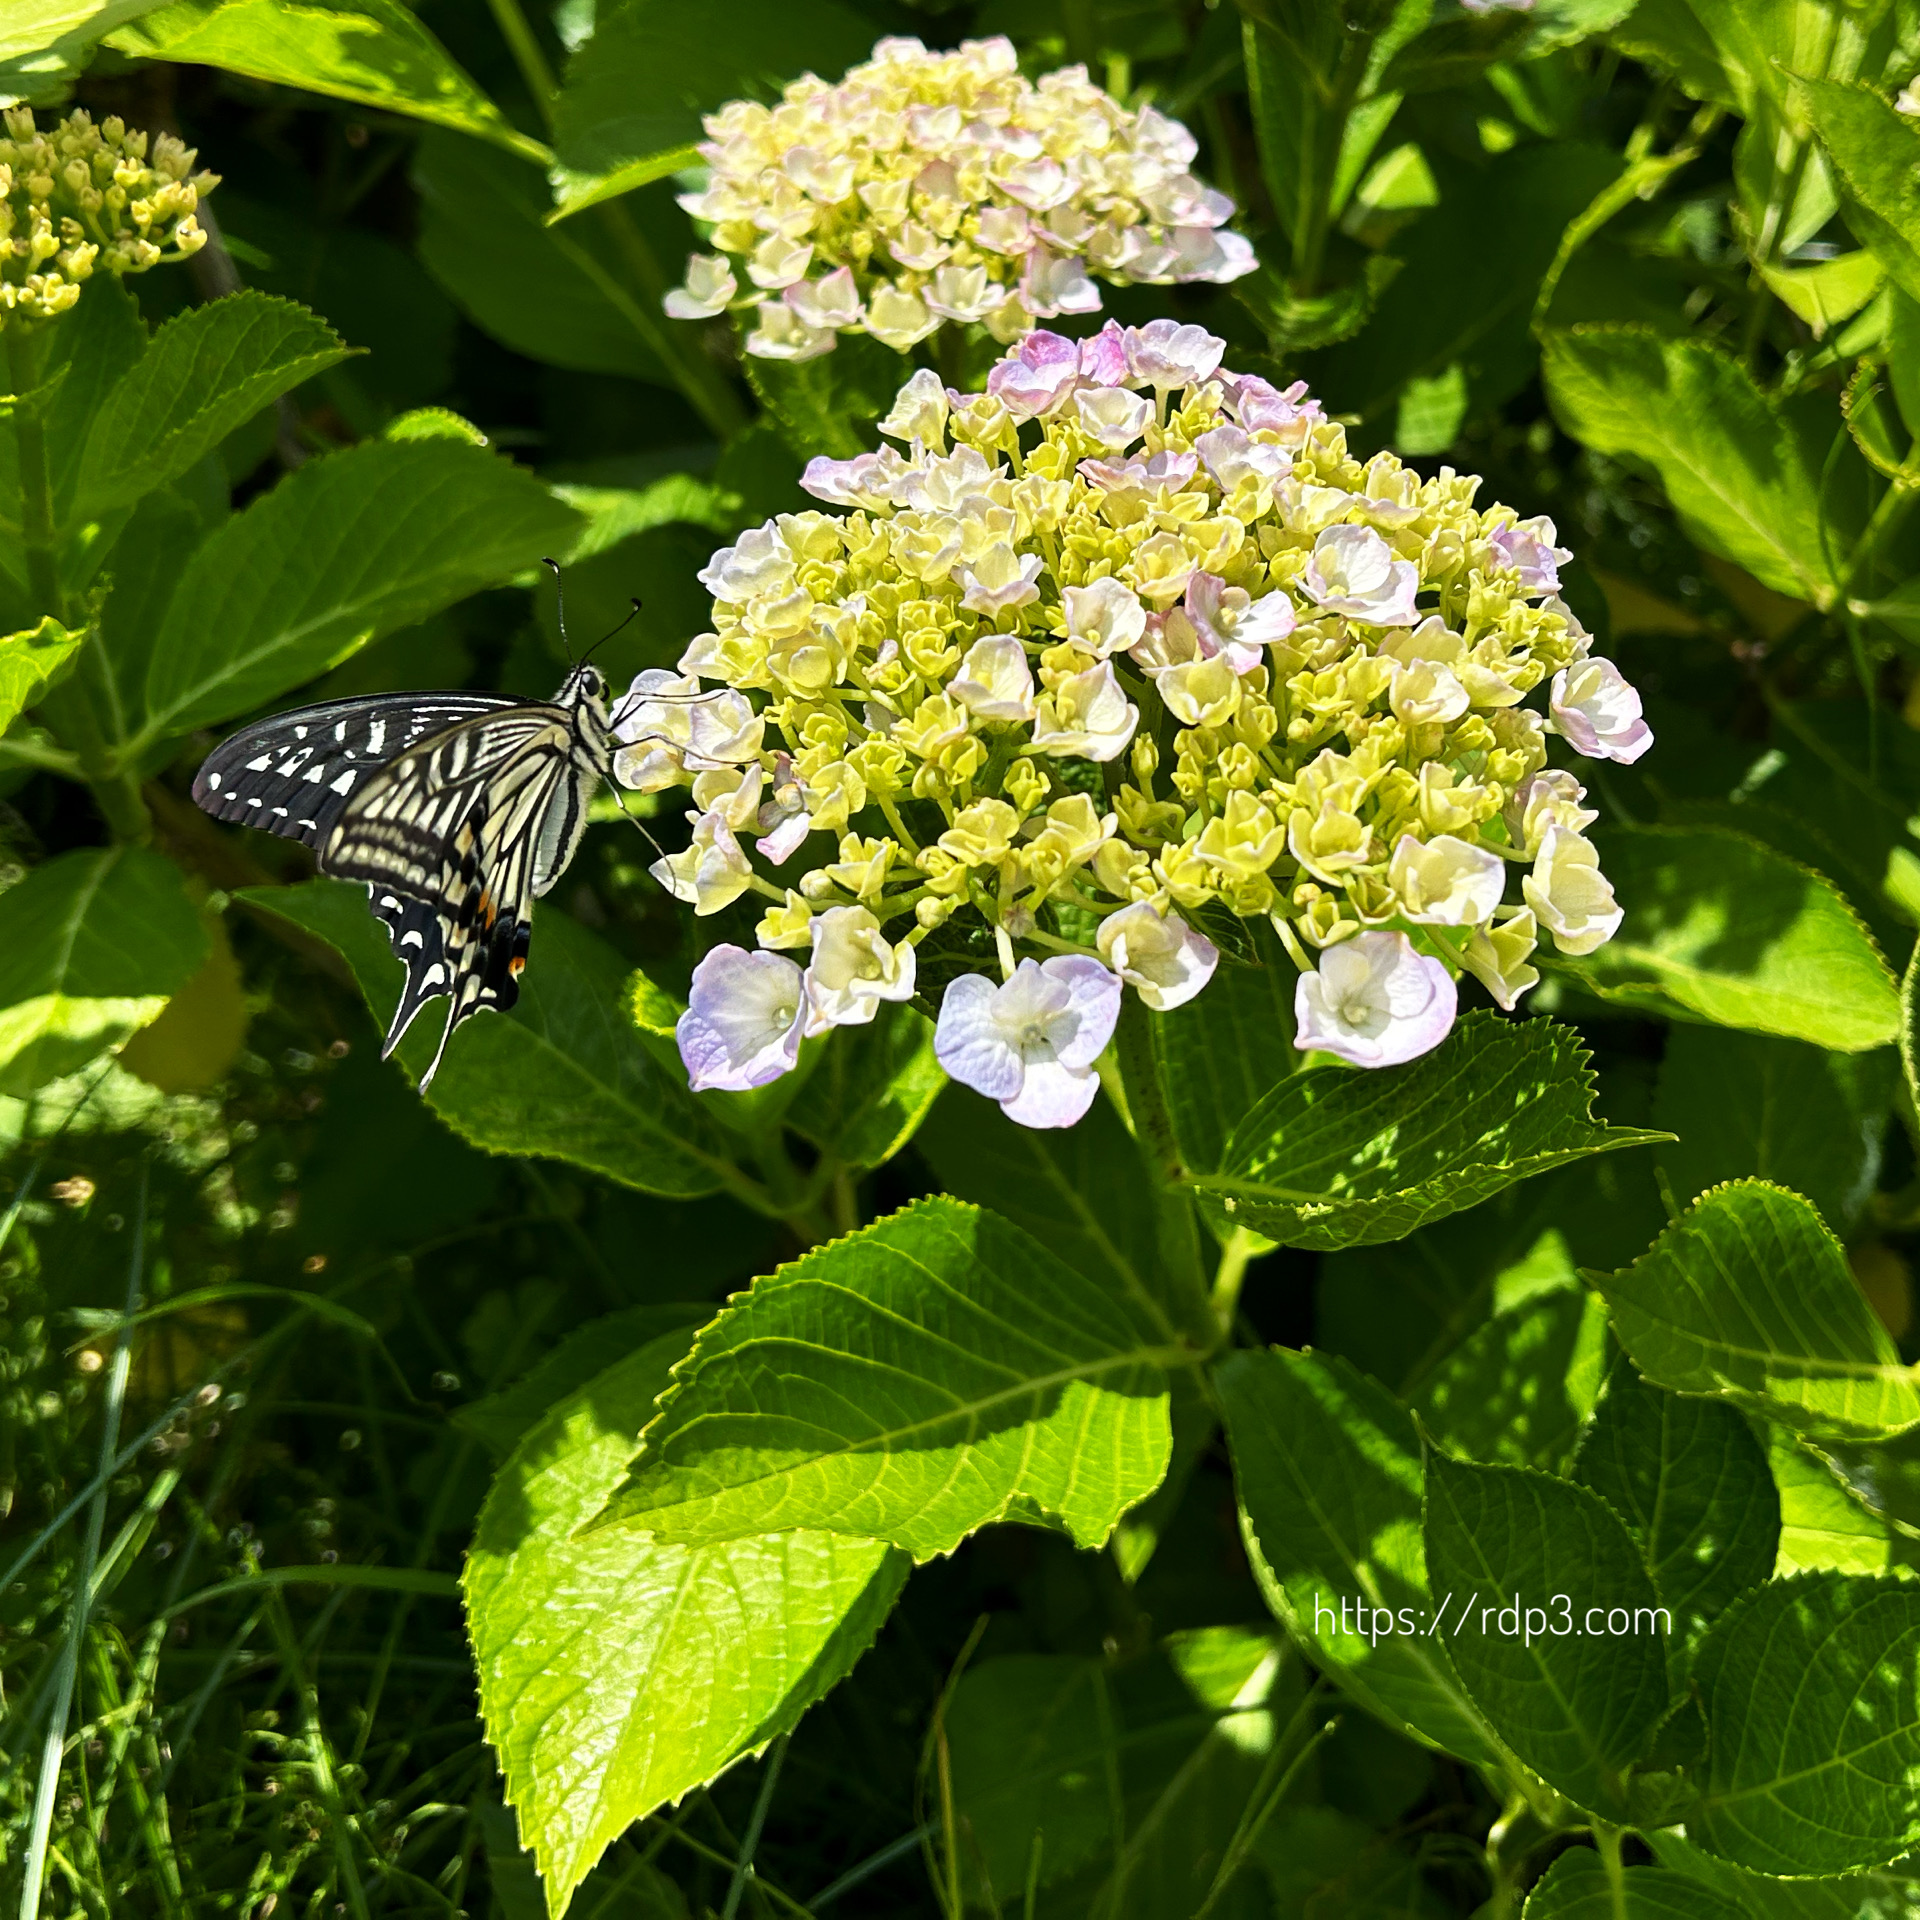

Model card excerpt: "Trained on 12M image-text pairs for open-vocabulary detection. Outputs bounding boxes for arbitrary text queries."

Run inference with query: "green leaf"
[548,0,877,220]
[1652,1024,1896,1236]
[453,1303,710,1457]
[1795,77,1920,310]
[0,0,169,85]
[414,131,671,386]
[1902,936,1920,1122]
[465,1324,906,1916]
[1590,1180,1920,1440]
[139,438,581,740]
[946,1629,1302,1916]
[1691,1573,1920,1875]
[1413,1286,1609,1471]
[1559,825,1901,1052]
[0,847,208,1097]
[238,879,739,1200]
[1570,1368,1780,1673]
[782,1002,944,1176]
[1757,249,1884,338]
[549,475,742,565]
[744,332,906,463]
[1522,1850,1745,1918]
[109,0,546,163]
[595,1196,1183,1562]
[1316,143,1624,434]
[1151,952,1298,1178]
[1193,1013,1665,1252]
[917,1086,1208,1348]
[0,617,82,731]
[1769,1425,1893,1576]
[75,292,350,517]
[1649,1829,1920,1917]
[1541,325,1837,605]
[1217,1346,1504,1765]
[1421,1450,1672,1816]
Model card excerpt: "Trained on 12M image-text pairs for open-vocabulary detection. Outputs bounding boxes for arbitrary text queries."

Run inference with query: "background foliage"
[8,0,1920,1915]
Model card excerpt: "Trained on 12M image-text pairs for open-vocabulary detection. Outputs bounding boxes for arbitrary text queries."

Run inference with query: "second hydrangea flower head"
[664,35,1253,360]
[621,321,1650,1126]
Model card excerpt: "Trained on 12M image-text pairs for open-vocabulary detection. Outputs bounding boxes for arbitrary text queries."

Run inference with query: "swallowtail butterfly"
[194,607,625,1088]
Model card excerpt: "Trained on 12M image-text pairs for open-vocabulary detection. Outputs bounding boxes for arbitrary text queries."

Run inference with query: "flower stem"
[8,326,64,624]
[485,0,559,129]
[1114,991,1184,1185]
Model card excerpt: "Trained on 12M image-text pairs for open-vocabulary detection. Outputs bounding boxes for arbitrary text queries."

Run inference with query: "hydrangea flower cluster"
[663,35,1253,361]
[0,108,216,328]
[621,322,1650,1127]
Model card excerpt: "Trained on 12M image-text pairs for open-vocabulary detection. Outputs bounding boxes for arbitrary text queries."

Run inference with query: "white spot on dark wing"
[401,931,423,948]
[272,806,288,817]
[330,770,356,795]
[205,772,221,790]
[295,725,308,740]
[334,721,348,742]
[246,754,271,772]
[423,964,446,987]
[366,718,386,755]
[380,894,400,910]
[245,795,262,807]
[298,818,317,831]
[303,764,324,782]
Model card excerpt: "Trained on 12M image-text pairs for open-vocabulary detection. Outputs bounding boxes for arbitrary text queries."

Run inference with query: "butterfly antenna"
[609,785,672,863]
[542,557,572,660]
[583,597,642,667]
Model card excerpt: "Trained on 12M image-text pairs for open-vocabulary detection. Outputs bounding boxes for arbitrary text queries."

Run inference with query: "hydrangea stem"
[6,325,151,843]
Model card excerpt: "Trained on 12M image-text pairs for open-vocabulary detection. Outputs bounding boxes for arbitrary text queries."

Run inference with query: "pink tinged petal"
[999,1057,1101,1129]
[1078,320,1131,387]
[1292,931,1457,1069]
[1124,319,1225,389]
[1023,245,1101,318]
[934,972,1027,1101]
[677,947,807,1091]
[756,811,812,864]
[1038,955,1123,1070]
[1548,659,1654,765]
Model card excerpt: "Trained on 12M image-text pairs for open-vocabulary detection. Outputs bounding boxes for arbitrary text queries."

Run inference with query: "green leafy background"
[8,1,1920,1916]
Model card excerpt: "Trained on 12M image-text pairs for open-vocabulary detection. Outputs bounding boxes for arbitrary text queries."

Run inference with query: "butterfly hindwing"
[191,694,516,851]
[322,704,599,1084]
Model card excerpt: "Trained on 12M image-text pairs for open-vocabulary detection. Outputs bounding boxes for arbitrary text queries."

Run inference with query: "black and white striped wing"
[192,694,517,851]
[319,707,586,1085]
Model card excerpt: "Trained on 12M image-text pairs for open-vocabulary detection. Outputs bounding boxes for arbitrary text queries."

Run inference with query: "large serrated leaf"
[239,879,737,1199]
[76,291,350,516]
[1795,76,1920,310]
[465,1324,906,1919]
[1570,1369,1780,1676]
[593,1196,1185,1562]
[1561,824,1901,1051]
[1590,1180,1920,1440]
[1190,1013,1664,1252]
[1541,325,1836,604]
[138,439,581,739]
[1691,1573,1920,1875]
[1217,1345,1505,1766]
[1422,1451,1672,1818]
[109,0,546,163]
[0,847,208,1097]
[1522,1850,1744,1918]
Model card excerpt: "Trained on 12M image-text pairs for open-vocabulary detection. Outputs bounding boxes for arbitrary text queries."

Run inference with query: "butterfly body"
[194,662,612,1087]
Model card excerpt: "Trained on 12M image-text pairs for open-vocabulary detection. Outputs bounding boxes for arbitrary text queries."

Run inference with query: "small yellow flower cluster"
[0,107,217,329]
[619,323,1646,1026]
[664,35,1252,360]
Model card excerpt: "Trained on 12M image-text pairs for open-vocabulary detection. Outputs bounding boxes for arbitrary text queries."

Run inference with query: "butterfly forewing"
[191,694,517,851]
[194,667,613,1091]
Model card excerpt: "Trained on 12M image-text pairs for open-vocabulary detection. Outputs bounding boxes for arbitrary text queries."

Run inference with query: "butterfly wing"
[192,693,517,851]
[320,706,590,1086]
